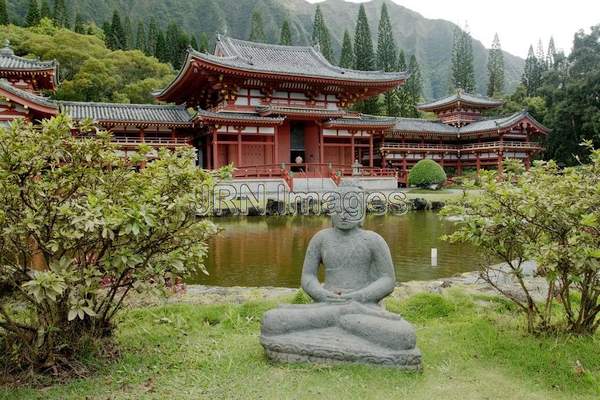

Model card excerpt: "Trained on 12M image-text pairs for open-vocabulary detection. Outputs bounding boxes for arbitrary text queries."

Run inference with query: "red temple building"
[0,36,549,190]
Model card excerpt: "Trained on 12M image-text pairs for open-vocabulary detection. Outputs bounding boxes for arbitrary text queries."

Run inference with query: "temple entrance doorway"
[290,122,305,172]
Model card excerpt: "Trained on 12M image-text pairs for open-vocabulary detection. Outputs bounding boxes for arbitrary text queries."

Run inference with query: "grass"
[404,188,481,202]
[1,291,598,400]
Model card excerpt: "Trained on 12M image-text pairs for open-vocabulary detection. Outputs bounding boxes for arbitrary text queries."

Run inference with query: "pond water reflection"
[188,213,483,287]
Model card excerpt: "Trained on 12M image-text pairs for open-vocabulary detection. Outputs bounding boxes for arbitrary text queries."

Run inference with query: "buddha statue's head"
[329,184,365,231]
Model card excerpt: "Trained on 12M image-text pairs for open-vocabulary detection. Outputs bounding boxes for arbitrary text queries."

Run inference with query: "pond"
[188,213,483,287]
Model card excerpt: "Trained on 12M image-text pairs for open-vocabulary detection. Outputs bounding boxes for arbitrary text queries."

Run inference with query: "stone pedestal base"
[260,326,421,370]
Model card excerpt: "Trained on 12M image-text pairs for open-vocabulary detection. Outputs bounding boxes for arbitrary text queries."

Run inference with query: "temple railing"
[381,142,460,151]
[110,136,191,146]
[233,163,397,190]
[461,141,543,151]
[76,134,191,146]
[381,141,542,152]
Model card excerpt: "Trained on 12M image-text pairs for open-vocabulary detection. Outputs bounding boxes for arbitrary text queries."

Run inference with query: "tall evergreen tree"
[39,0,51,19]
[547,36,557,69]
[487,33,505,97]
[146,18,159,56]
[280,19,292,45]
[108,10,126,50]
[135,21,146,51]
[123,15,133,50]
[155,30,169,63]
[26,0,41,27]
[73,13,85,33]
[353,4,375,71]
[0,0,9,25]
[450,26,475,92]
[339,30,354,68]
[353,4,379,114]
[198,32,209,53]
[376,2,396,72]
[53,0,67,27]
[536,38,546,70]
[190,35,199,51]
[311,5,333,63]
[522,44,542,96]
[405,54,422,117]
[249,10,266,43]
[397,49,406,71]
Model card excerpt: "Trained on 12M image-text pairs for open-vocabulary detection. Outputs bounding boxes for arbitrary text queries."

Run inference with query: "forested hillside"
[6,0,524,99]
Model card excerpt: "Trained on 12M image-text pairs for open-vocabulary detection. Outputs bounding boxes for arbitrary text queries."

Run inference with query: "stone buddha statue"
[260,185,421,369]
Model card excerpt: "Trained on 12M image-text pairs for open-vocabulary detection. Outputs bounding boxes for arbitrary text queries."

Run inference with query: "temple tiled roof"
[324,114,397,129]
[459,111,549,133]
[195,109,285,125]
[257,104,346,118]
[0,79,58,110]
[418,90,503,111]
[393,118,458,134]
[0,40,58,71]
[59,102,193,126]
[196,35,407,83]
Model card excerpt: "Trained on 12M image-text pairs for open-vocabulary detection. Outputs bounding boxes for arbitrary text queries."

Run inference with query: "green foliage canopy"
[0,116,223,372]
[408,159,447,187]
[0,22,174,103]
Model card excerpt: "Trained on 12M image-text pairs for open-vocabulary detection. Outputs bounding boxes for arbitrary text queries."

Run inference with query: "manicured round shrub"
[408,159,447,188]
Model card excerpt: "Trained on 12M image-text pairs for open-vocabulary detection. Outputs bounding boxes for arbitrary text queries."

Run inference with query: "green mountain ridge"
[7,0,524,100]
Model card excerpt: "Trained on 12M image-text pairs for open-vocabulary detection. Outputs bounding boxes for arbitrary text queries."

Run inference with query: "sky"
[308,0,600,58]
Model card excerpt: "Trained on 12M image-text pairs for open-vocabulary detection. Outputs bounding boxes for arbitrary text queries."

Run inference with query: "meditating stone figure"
[260,185,421,369]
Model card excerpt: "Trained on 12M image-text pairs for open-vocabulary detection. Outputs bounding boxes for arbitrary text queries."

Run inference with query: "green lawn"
[403,188,481,202]
[2,291,598,400]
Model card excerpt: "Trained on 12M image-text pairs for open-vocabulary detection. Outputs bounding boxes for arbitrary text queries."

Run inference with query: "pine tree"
[165,22,179,65]
[108,10,126,50]
[450,26,475,92]
[397,49,406,70]
[155,30,169,62]
[353,4,379,114]
[311,5,333,63]
[135,21,146,51]
[198,32,209,53]
[546,36,557,69]
[146,18,159,55]
[353,4,375,71]
[339,30,354,68]
[53,0,67,27]
[522,45,542,96]
[393,50,412,117]
[39,0,51,19]
[249,10,266,43]
[376,2,396,72]
[536,38,546,70]
[280,19,292,45]
[73,13,85,33]
[405,54,422,117]
[0,0,9,25]
[26,0,41,27]
[190,35,199,51]
[487,33,505,97]
[123,15,133,50]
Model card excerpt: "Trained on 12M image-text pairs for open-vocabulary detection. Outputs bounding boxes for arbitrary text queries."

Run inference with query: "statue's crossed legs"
[261,301,416,351]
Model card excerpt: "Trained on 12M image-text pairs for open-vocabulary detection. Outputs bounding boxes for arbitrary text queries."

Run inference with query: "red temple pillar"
[476,154,481,173]
[212,129,218,169]
[369,134,374,168]
[319,128,324,164]
[237,131,242,167]
[457,159,463,175]
[351,133,355,162]
[524,154,531,170]
[273,128,279,164]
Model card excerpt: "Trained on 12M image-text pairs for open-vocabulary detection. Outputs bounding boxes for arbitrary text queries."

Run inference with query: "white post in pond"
[431,248,438,267]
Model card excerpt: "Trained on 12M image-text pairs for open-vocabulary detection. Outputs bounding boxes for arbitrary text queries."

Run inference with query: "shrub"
[442,144,600,335]
[0,116,226,375]
[408,159,447,188]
